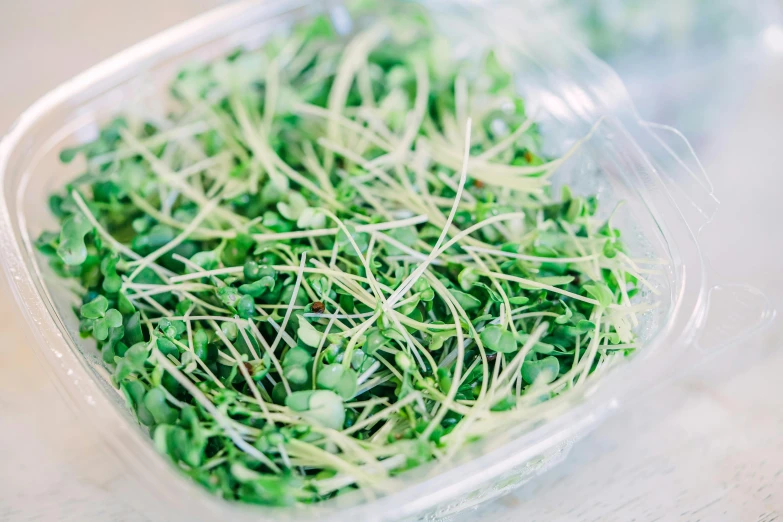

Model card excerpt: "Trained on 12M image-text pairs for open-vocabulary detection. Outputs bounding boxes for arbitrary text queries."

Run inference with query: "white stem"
[384,118,473,312]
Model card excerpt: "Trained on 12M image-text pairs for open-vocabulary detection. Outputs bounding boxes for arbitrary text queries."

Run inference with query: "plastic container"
[0,1,774,520]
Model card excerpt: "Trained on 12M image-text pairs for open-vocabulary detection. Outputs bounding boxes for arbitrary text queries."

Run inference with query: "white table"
[1,2,781,520]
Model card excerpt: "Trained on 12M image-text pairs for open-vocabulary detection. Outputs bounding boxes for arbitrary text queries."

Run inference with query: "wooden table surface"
[1,2,782,521]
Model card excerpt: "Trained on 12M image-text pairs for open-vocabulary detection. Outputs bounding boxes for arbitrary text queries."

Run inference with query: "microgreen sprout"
[37,2,657,507]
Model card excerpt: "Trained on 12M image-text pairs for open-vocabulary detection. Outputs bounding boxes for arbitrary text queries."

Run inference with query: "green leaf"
[160,425,202,467]
[490,396,516,412]
[536,276,574,286]
[216,286,241,310]
[364,328,389,356]
[175,299,193,317]
[59,146,80,164]
[230,462,264,483]
[118,292,136,315]
[93,319,109,341]
[473,282,503,303]
[239,276,275,297]
[126,342,150,371]
[484,50,511,93]
[555,301,573,325]
[515,333,557,354]
[397,294,420,316]
[448,289,481,310]
[123,312,144,345]
[427,327,457,351]
[158,318,186,339]
[100,255,122,293]
[565,197,584,222]
[156,338,178,357]
[261,211,292,233]
[384,226,418,255]
[221,321,238,341]
[153,424,172,455]
[193,329,209,361]
[221,233,254,266]
[284,365,310,388]
[237,294,256,319]
[57,213,93,265]
[243,260,261,281]
[296,207,326,229]
[297,316,322,348]
[189,250,219,271]
[245,354,272,381]
[260,178,287,205]
[285,390,345,430]
[480,326,517,353]
[382,327,406,343]
[577,319,596,332]
[81,295,109,319]
[395,350,415,373]
[277,192,309,221]
[583,282,614,308]
[104,308,123,328]
[283,346,313,368]
[102,326,125,364]
[458,267,480,291]
[143,387,179,424]
[335,224,369,257]
[121,380,155,426]
[296,13,336,40]
[316,365,358,399]
[34,230,59,257]
[521,356,560,384]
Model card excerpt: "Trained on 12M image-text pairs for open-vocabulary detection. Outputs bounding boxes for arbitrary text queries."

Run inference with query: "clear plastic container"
[0,1,774,520]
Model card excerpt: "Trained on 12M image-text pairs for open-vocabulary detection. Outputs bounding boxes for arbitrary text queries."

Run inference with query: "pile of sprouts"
[36,2,659,506]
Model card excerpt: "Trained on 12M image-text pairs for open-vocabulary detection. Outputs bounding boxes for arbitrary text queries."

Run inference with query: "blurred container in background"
[549,0,783,151]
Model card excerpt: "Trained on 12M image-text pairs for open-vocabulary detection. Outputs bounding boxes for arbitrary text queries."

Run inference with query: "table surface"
[1,2,782,521]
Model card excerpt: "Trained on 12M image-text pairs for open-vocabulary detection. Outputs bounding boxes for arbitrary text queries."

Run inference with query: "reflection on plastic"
[638,121,719,234]
[698,284,776,352]
[763,24,783,53]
